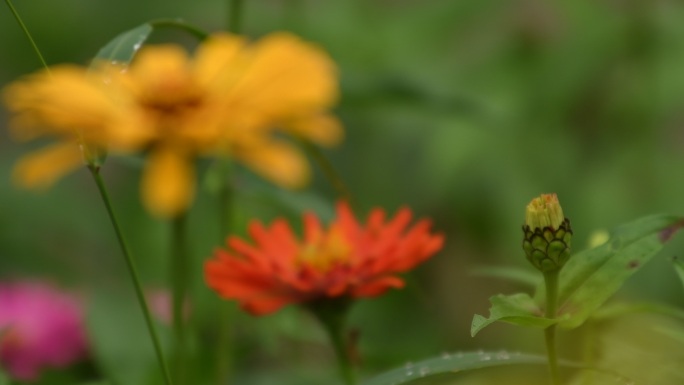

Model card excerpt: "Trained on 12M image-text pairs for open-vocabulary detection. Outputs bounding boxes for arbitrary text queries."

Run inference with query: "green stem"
[214,161,234,385]
[227,0,245,34]
[4,0,50,70]
[310,300,356,385]
[543,270,561,385]
[300,139,351,202]
[88,166,173,385]
[172,213,190,385]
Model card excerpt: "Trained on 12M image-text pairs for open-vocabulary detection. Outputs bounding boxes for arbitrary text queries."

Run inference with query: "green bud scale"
[523,218,573,272]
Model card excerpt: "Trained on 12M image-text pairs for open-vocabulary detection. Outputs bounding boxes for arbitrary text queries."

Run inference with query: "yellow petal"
[193,33,246,90]
[13,142,85,189]
[285,114,343,147]
[142,147,195,218]
[227,32,338,117]
[238,140,310,189]
[3,66,120,144]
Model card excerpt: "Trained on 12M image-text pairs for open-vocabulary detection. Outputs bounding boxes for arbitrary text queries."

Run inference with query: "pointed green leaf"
[471,293,557,337]
[555,214,684,329]
[92,19,208,66]
[93,23,154,64]
[360,351,547,385]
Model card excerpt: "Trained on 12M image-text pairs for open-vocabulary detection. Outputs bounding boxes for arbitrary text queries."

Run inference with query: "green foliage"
[472,215,684,334]
[360,351,547,385]
[86,289,170,385]
[471,294,557,336]
[92,23,154,65]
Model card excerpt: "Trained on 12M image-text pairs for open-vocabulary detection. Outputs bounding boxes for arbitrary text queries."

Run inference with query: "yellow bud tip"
[525,193,565,230]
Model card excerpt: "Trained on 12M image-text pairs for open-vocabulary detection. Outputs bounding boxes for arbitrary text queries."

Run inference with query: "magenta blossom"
[0,282,88,381]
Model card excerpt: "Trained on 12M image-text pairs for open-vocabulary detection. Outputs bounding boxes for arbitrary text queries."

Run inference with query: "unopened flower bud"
[522,194,572,272]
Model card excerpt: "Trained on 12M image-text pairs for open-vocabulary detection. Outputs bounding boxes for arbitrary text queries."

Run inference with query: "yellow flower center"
[297,226,352,272]
[525,193,565,230]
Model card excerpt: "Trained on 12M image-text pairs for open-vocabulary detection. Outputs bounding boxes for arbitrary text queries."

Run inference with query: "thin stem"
[214,161,234,385]
[4,0,49,70]
[88,166,173,385]
[227,0,245,34]
[543,270,561,385]
[171,213,190,385]
[299,139,351,202]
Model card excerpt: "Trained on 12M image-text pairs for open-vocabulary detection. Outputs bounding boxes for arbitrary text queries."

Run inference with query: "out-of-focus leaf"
[671,256,684,291]
[471,293,557,337]
[470,265,541,287]
[360,351,547,385]
[86,288,170,385]
[654,326,684,344]
[555,215,684,329]
[593,301,684,322]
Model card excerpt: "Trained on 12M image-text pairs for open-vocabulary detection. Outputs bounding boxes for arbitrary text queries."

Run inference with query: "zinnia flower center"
[297,226,352,272]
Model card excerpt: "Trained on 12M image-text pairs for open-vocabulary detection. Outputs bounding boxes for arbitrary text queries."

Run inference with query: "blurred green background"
[2,0,684,384]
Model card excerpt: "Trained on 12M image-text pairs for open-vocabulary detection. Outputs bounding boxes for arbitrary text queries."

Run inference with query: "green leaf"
[671,255,684,291]
[593,301,684,322]
[654,326,684,344]
[93,23,154,64]
[360,351,548,385]
[471,293,558,337]
[555,214,684,329]
[92,19,208,65]
[86,288,171,385]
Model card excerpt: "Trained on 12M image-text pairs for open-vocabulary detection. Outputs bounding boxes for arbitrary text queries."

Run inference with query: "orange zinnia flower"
[3,32,341,218]
[204,202,444,315]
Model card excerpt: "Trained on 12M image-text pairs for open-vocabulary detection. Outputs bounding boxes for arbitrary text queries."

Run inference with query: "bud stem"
[543,270,561,385]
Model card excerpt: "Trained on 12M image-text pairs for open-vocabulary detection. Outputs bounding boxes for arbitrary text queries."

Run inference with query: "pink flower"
[0,282,88,381]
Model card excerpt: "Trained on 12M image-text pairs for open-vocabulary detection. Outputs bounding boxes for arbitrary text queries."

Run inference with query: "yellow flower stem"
[214,161,235,385]
[299,139,352,202]
[543,270,561,385]
[171,212,190,385]
[3,0,49,71]
[88,166,174,385]
[227,0,245,33]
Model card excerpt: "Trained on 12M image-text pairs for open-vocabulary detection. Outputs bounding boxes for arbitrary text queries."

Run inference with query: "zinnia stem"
[214,161,235,385]
[300,139,352,202]
[171,212,190,385]
[310,300,356,385]
[88,166,174,385]
[543,270,561,385]
[3,0,49,71]
[227,0,244,33]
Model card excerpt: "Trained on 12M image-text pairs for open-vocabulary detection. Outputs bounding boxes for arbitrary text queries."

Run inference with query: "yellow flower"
[3,32,342,218]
